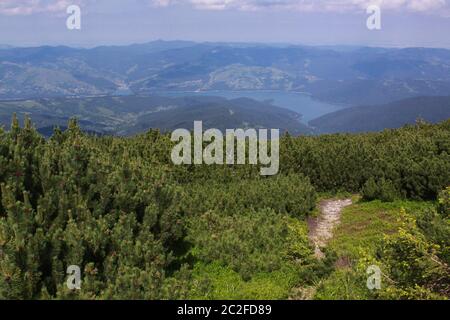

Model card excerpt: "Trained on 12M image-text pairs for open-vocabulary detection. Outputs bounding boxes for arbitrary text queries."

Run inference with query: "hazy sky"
[1,0,450,48]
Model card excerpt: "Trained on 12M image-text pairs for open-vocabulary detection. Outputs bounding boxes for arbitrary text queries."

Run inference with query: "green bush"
[417,207,450,265]
[361,178,400,202]
[180,174,317,218]
[281,120,450,200]
[1,116,449,299]
[438,187,450,217]
[186,209,314,281]
[358,209,449,299]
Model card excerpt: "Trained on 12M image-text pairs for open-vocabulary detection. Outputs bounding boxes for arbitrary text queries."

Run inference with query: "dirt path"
[290,198,353,299]
[308,199,353,259]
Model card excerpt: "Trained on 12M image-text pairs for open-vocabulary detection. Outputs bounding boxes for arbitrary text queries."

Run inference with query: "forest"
[0,115,449,300]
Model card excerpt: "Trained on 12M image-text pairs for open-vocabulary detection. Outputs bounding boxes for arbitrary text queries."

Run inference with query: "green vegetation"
[0,116,448,300]
[315,199,449,300]
[329,200,434,258]
[281,120,450,199]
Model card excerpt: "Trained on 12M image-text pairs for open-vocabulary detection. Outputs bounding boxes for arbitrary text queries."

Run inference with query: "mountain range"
[2,41,450,106]
[1,41,450,135]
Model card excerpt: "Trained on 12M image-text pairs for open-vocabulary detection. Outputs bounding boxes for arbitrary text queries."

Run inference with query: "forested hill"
[309,96,450,134]
[0,95,311,136]
[0,117,448,299]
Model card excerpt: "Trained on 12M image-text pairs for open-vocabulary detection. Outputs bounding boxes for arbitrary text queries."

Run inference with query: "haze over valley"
[1,41,450,135]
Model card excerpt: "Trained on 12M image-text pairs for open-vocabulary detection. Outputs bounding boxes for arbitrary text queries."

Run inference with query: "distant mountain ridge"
[1,41,450,105]
[309,96,450,133]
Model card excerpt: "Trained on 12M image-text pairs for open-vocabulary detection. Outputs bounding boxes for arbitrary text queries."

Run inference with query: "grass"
[329,199,434,259]
[185,215,316,300]
[314,269,369,300]
[188,262,301,300]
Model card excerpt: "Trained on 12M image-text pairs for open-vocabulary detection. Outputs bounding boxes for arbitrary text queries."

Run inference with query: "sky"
[1,0,450,48]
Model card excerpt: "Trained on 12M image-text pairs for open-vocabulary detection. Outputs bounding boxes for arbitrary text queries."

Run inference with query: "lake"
[156,90,345,123]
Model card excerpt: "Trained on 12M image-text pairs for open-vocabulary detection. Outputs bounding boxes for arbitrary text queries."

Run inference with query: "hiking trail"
[308,198,353,259]
[290,198,353,300]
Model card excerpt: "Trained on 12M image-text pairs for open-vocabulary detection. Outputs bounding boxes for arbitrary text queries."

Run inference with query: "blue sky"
[1,0,450,48]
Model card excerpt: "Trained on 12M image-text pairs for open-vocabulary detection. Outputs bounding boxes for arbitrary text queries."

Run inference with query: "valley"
[1,93,449,137]
[2,42,450,106]
[2,41,450,137]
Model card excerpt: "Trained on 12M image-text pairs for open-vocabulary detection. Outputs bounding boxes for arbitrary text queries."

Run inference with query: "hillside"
[0,117,448,300]
[309,96,450,133]
[0,95,310,136]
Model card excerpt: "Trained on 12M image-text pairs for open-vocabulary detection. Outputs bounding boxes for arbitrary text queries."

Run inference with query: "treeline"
[0,116,449,299]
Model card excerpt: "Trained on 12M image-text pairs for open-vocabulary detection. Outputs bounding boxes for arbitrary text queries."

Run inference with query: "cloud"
[150,0,448,13]
[1,0,447,16]
[0,0,83,16]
